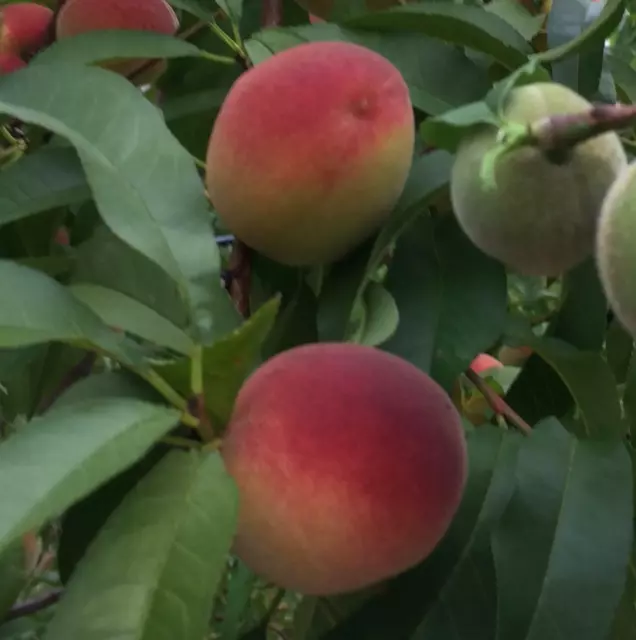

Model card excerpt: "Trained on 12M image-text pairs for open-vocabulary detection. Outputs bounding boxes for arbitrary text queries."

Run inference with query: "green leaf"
[537,0,626,64]
[158,296,281,426]
[44,450,238,640]
[168,0,218,21]
[219,561,258,640]
[0,147,89,227]
[217,0,244,25]
[0,397,180,556]
[69,284,195,356]
[344,3,532,69]
[318,151,454,343]
[0,64,225,341]
[356,283,399,347]
[246,25,492,115]
[623,355,636,443]
[322,427,522,640]
[420,100,499,153]
[491,418,633,640]
[607,53,636,104]
[608,536,636,639]
[483,0,545,41]
[32,31,204,67]
[0,260,144,368]
[508,334,624,439]
[384,215,507,392]
[72,225,191,332]
[0,538,25,619]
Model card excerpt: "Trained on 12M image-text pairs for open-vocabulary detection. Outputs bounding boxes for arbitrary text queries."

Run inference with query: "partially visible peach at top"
[0,3,53,56]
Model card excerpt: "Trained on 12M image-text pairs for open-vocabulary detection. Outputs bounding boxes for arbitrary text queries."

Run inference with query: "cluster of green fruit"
[0,0,178,80]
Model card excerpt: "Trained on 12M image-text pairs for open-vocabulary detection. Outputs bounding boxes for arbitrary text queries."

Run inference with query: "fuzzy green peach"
[221,342,468,595]
[450,82,627,276]
[206,41,414,266]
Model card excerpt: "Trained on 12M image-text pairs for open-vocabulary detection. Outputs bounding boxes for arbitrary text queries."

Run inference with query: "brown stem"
[3,589,63,622]
[36,352,96,414]
[526,103,636,159]
[262,0,283,28]
[227,241,252,318]
[187,393,216,443]
[464,369,532,436]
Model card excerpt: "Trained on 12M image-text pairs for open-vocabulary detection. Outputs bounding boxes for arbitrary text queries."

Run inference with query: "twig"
[36,352,96,414]
[262,0,283,27]
[226,241,252,317]
[464,369,532,435]
[3,589,63,622]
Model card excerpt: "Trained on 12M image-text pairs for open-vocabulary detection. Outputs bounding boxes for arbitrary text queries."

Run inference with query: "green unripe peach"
[205,41,414,267]
[596,162,636,337]
[221,342,467,595]
[450,82,627,276]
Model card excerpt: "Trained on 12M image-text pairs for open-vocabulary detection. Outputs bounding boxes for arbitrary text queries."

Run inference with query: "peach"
[206,41,414,266]
[470,353,503,374]
[221,342,467,595]
[55,0,179,78]
[0,3,53,56]
[0,52,26,74]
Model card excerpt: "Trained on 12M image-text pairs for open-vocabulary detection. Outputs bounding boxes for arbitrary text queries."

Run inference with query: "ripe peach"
[470,353,503,374]
[206,41,414,266]
[55,0,179,78]
[221,343,467,595]
[0,52,26,74]
[0,3,53,56]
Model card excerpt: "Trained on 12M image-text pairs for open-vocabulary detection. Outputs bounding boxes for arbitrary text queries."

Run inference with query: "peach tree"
[0,0,635,639]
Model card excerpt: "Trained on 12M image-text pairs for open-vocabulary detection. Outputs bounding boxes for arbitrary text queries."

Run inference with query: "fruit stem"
[139,369,200,429]
[199,50,238,65]
[209,21,245,58]
[464,368,532,435]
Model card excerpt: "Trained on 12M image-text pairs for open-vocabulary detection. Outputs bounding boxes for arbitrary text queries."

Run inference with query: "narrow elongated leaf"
[168,0,218,21]
[357,283,399,347]
[322,427,522,640]
[0,398,180,555]
[32,31,203,66]
[45,450,238,640]
[492,418,633,640]
[0,538,25,619]
[0,260,144,367]
[318,151,454,343]
[69,284,195,355]
[345,3,531,69]
[246,26,491,114]
[537,0,625,64]
[608,536,636,639]
[0,64,224,341]
[0,147,89,227]
[508,334,624,439]
[158,296,280,426]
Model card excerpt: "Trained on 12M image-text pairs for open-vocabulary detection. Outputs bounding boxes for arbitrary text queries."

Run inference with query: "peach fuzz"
[0,3,53,56]
[55,0,179,77]
[206,41,414,266]
[221,343,468,595]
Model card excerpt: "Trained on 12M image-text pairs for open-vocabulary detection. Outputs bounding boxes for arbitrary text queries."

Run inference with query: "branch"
[226,241,252,317]
[3,589,63,622]
[36,352,96,414]
[464,369,532,436]
[262,0,283,28]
